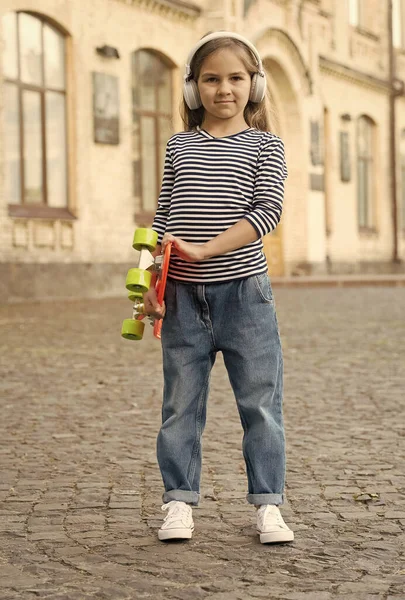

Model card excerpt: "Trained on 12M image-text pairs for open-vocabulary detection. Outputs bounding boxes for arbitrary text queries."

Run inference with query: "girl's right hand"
[142,286,166,320]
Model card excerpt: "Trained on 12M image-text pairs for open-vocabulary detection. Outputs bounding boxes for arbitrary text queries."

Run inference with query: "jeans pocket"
[253,272,274,304]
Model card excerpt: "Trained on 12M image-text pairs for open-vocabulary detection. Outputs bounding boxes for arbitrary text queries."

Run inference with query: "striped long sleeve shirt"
[152,127,287,283]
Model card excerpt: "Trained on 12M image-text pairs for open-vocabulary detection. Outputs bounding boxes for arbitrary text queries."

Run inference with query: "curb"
[271,275,405,287]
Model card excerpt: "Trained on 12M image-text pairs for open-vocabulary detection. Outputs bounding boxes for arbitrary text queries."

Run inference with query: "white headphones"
[183,31,267,110]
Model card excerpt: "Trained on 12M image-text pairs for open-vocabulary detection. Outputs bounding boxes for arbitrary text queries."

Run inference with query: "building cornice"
[319,56,390,93]
[113,0,201,20]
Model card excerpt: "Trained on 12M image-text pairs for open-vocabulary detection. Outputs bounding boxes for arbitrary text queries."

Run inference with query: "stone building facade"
[0,0,405,301]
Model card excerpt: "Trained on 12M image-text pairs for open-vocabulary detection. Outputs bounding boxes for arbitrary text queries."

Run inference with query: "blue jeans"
[157,273,286,506]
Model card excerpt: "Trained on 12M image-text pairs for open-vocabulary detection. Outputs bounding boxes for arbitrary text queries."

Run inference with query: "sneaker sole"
[158,527,194,541]
[258,530,294,544]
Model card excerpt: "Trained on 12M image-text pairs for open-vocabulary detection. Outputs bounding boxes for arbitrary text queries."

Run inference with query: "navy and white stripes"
[152,127,287,283]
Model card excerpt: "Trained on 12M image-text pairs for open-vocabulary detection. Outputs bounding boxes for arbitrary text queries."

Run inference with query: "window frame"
[132,49,173,223]
[2,11,74,220]
[356,115,376,232]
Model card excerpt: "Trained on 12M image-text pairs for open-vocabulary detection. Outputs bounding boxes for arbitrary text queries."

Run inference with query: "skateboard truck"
[121,228,171,341]
[130,254,163,319]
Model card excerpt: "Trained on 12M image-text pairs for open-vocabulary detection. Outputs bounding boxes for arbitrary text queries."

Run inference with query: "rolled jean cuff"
[246,493,284,506]
[163,490,200,506]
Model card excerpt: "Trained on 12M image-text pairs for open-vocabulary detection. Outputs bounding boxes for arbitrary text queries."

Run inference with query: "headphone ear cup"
[249,73,267,103]
[183,79,202,110]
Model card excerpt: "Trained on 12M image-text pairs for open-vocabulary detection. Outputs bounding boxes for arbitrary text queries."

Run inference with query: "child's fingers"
[153,301,166,319]
[162,233,177,251]
[144,295,165,319]
[148,305,165,320]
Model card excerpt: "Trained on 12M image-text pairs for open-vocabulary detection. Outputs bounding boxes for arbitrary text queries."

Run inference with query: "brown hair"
[181,36,273,132]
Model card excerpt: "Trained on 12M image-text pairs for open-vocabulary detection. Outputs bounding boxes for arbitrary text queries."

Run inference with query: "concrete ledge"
[0,262,134,304]
[271,274,405,287]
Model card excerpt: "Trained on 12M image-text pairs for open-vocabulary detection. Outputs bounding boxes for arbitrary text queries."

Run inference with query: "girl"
[143,31,294,544]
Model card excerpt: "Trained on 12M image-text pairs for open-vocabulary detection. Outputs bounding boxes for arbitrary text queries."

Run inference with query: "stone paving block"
[339,512,379,520]
[33,503,69,512]
[0,566,45,588]
[109,502,140,509]
[276,594,333,600]
[335,592,384,600]
[385,511,405,519]
[28,531,69,542]
[337,581,391,594]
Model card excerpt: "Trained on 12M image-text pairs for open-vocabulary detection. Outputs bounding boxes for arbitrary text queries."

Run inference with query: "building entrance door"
[262,66,285,277]
[263,223,284,277]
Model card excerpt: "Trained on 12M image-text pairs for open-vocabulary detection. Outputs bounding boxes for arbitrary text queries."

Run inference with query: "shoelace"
[161,501,191,524]
[258,506,285,528]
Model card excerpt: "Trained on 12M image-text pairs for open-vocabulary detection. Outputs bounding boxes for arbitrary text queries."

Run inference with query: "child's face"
[197,48,252,124]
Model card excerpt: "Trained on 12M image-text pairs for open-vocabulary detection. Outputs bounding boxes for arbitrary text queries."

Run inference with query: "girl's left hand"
[162,233,206,263]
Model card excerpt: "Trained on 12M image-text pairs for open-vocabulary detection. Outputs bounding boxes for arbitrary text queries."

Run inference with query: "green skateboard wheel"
[126,268,152,293]
[121,318,145,340]
[132,228,158,252]
[128,290,143,302]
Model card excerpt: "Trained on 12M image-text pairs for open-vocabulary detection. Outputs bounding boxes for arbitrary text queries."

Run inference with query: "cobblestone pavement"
[1,287,404,600]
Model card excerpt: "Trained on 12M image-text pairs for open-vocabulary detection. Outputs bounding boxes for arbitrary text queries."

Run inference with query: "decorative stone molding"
[10,218,75,252]
[114,0,201,20]
[349,28,384,74]
[253,28,313,96]
[33,221,55,249]
[319,56,390,94]
[12,221,29,248]
[60,222,74,250]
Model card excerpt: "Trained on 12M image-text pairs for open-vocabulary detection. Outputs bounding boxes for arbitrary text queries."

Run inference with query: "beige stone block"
[12,221,29,248]
[33,221,55,248]
[60,222,74,249]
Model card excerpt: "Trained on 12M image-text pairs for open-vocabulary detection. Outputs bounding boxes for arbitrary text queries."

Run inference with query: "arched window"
[357,115,375,229]
[132,49,173,215]
[2,12,68,214]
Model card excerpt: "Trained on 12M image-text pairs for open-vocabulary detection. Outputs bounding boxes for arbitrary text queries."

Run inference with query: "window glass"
[357,161,365,227]
[357,116,374,228]
[132,49,173,211]
[140,116,157,211]
[20,13,43,86]
[349,0,359,27]
[4,83,21,204]
[401,131,405,228]
[3,12,68,210]
[132,112,141,198]
[157,59,172,113]
[393,0,402,47]
[23,90,43,203]
[137,51,157,111]
[401,160,405,228]
[2,12,18,79]
[44,24,65,90]
[46,92,67,207]
[159,116,173,180]
[357,159,368,227]
[358,117,370,157]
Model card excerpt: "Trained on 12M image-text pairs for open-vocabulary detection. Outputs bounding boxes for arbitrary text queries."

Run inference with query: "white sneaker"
[158,501,194,541]
[256,505,294,544]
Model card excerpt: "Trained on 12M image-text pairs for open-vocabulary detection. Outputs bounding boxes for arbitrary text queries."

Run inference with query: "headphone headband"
[183,31,267,110]
[184,31,264,81]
